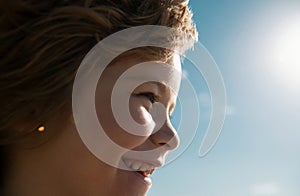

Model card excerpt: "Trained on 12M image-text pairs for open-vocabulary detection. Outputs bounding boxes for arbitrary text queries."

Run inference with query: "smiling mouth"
[137,169,154,178]
[123,159,158,185]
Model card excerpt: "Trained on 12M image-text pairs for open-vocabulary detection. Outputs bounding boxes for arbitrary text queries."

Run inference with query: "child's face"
[17,54,182,196]
[93,54,182,195]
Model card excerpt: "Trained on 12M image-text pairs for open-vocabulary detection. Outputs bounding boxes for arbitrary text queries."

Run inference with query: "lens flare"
[273,19,300,88]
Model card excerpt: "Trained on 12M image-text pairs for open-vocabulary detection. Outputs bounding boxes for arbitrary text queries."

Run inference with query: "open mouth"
[137,169,154,178]
[123,159,157,185]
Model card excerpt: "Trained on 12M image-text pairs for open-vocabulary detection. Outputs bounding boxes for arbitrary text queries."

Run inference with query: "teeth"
[140,164,149,171]
[124,159,155,172]
[132,162,140,170]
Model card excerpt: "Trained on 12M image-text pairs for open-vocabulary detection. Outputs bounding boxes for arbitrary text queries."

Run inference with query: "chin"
[110,168,152,196]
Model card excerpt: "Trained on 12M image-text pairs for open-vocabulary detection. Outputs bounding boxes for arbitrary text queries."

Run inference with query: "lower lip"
[133,171,152,186]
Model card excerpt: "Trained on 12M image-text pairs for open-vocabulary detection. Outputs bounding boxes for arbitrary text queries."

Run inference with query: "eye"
[136,92,159,103]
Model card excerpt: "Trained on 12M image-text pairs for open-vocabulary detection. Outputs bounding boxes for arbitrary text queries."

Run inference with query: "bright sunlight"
[272,16,300,89]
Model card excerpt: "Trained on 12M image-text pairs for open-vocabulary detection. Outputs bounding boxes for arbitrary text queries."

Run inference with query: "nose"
[150,118,180,151]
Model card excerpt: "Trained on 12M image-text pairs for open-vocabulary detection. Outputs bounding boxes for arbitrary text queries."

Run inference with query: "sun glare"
[273,18,300,89]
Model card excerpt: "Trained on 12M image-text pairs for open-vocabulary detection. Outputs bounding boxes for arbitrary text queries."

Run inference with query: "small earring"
[37,125,45,132]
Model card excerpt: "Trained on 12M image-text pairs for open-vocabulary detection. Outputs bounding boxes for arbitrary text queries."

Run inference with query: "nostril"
[149,116,180,150]
[158,142,167,146]
[150,130,179,150]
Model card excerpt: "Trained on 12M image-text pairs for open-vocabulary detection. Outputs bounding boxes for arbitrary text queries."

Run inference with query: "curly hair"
[0,0,197,185]
[0,0,197,146]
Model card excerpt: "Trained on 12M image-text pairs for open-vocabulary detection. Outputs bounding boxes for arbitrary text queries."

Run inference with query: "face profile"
[0,0,197,195]
[14,55,180,196]
[61,54,182,195]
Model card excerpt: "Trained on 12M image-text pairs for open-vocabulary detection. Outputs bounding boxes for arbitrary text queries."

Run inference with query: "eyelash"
[136,92,159,103]
[136,92,175,119]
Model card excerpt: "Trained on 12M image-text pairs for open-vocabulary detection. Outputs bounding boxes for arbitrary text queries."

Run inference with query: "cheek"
[95,93,152,150]
[129,101,152,125]
[129,98,154,137]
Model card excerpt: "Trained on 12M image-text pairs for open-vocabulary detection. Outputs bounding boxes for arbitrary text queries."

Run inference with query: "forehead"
[104,54,182,95]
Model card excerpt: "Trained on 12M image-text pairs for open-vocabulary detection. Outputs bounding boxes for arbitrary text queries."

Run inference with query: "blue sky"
[148,0,300,195]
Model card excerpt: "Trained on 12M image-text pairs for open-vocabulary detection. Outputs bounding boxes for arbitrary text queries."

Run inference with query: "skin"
[4,54,181,196]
